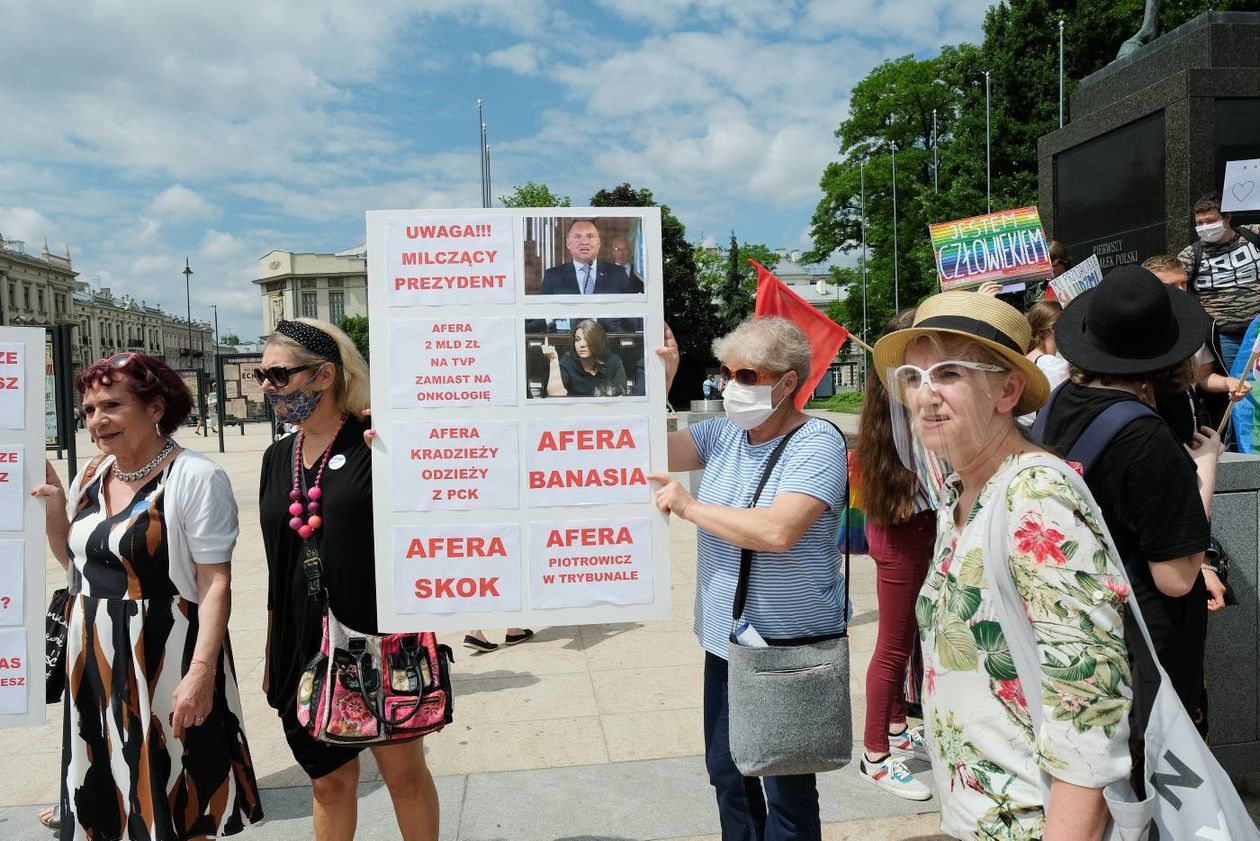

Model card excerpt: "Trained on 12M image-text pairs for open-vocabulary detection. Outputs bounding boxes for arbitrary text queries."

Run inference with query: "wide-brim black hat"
[1055,264,1210,375]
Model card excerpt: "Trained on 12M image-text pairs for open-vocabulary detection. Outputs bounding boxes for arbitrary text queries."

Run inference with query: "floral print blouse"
[917,454,1133,840]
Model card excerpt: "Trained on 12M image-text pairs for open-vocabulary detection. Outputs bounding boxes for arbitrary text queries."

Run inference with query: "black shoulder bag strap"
[1188,241,1204,292]
[731,420,850,637]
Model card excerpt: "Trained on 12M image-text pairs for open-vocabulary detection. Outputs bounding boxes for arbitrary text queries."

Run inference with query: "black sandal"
[462,635,498,653]
[504,629,535,646]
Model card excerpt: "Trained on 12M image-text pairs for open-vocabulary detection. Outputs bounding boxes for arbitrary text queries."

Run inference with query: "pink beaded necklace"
[288,413,348,540]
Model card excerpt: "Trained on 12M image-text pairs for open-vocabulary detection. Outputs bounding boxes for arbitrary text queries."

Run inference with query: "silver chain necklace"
[111,437,176,483]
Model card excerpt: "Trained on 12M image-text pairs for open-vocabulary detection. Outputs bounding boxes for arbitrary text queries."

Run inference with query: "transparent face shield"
[885,335,1022,500]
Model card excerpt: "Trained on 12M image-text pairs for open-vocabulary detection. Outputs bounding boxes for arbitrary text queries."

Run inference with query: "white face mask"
[1197,221,1228,244]
[723,375,788,430]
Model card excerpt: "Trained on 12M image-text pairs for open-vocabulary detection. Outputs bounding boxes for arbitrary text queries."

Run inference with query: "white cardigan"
[66,448,239,602]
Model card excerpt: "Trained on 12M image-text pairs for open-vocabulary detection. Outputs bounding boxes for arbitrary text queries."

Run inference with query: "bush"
[806,390,864,413]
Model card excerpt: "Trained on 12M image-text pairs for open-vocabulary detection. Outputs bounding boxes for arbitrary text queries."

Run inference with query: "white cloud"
[0,207,55,244]
[483,43,542,75]
[150,186,220,223]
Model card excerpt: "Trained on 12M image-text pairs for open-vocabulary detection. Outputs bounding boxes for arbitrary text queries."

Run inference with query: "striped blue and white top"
[690,416,849,659]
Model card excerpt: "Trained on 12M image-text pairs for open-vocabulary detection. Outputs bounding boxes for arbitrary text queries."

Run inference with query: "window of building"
[7,284,14,311]
[328,278,343,289]
[329,290,344,323]
[265,280,284,294]
[300,278,317,289]
[301,291,318,318]
[23,286,30,311]
[37,290,45,312]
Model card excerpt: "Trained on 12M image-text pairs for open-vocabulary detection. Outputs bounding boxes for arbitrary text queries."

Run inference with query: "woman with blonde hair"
[258,318,440,841]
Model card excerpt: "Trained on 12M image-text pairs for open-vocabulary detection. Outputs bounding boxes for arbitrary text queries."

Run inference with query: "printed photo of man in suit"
[611,236,645,294]
[540,220,637,295]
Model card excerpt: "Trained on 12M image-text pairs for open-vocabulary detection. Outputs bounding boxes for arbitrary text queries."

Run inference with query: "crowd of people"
[31,189,1259,840]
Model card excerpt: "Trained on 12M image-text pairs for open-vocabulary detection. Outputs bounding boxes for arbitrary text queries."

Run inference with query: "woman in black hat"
[1038,263,1222,739]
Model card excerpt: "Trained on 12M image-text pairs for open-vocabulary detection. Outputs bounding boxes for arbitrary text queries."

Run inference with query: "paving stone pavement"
[4,414,1253,839]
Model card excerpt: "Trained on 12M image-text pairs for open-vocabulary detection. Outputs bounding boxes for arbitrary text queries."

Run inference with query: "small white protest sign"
[392,522,523,615]
[390,419,519,511]
[0,541,24,626]
[385,214,515,306]
[0,445,23,532]
[1049,254,1103,306]
[522,416,651,507]
[0,345,24,430]
[387,316,518,408]
[1222,159,1260,213]
[0,628,27,714]
[528,518,653,609]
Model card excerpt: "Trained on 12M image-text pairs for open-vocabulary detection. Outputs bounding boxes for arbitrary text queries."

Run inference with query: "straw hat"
[872,291,1050,415]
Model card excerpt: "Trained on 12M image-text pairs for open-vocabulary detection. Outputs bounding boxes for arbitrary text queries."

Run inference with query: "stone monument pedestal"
[1038,12,1260,268]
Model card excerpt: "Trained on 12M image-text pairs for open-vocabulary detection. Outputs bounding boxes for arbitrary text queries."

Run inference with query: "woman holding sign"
[257,318,440,841]
[651,317,848,841]
[34,352,262,840]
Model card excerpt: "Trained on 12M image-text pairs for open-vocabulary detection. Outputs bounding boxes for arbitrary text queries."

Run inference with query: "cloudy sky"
[0,0,990,341]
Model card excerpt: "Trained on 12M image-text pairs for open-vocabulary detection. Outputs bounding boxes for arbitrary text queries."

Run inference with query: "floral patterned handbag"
[295,548,454,744]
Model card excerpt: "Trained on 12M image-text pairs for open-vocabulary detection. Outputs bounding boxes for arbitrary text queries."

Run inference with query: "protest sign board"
[1222,159,1260,213]
[0,328,50,727]
[930,206,1053,291]
[1048,254,1103,306]
[366,208,668,632]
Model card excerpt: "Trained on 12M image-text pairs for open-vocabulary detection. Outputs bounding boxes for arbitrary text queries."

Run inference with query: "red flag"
[750,259,850,409]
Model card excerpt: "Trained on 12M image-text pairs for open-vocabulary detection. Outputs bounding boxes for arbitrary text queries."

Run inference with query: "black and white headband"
[275,320,343,364]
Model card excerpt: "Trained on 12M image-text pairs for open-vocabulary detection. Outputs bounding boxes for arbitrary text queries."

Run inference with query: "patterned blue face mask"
[267,379,324,424]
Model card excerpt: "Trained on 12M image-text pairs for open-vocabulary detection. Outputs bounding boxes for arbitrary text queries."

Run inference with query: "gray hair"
[712,316,812,393]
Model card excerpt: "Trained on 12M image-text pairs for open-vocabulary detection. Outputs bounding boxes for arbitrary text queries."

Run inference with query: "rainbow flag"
[1228,315,1260,453]
[929,206,1053,291]
[839,451,868,554]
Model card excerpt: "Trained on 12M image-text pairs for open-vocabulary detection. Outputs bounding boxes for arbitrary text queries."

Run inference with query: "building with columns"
[253,245,367,335]
[0,233,79,329]
[72,283,213,374]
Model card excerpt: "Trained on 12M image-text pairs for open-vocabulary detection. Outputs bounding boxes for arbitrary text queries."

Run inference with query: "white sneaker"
[859,755,932,801]
[888,726,930,762]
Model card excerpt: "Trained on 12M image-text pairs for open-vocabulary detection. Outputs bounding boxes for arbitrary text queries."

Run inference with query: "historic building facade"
[253,245,367,335]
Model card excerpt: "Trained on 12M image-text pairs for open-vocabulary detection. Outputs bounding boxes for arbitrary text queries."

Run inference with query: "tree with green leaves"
[695,234,781,336]
[337,315,370,362]
[590,183,715,405]
[499,181,571,208]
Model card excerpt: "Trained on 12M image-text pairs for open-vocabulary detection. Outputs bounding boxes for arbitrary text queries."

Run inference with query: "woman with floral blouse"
[872,292,1133,841]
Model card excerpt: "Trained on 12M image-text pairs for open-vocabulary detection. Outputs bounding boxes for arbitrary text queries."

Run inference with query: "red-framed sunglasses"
[720,364,784,387]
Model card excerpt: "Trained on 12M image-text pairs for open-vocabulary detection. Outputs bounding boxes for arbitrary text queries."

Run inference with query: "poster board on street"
[0,329,52,726]
[930,206,1053,291]
[366,208,669,632]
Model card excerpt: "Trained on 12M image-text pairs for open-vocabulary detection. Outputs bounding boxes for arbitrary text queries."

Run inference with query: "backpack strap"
[1188,241,1204,292]
[1235,225,1260,251]
[1064,399,1158,476]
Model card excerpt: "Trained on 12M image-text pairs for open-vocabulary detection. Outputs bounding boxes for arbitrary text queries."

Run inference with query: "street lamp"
[209,304,223,452]
[182,258,193,366]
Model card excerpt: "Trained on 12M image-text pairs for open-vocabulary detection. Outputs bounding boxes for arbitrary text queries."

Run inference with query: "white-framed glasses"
[891,359,1006,393]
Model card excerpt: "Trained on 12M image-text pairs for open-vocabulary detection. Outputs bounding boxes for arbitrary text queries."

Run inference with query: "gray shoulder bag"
[727,422,853,777]
[981,454,1259,841]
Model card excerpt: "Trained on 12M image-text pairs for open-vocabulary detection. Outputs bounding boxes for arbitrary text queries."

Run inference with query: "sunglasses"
[891,360,1005,393]
[253,363,321,388]
[719,365,785,387]
[106,352,139,369]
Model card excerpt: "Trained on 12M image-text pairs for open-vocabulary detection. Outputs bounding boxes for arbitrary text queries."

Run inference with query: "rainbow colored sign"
[929,206,1053,290]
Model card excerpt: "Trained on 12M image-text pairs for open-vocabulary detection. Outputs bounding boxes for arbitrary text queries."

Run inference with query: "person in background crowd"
[702,374,715,399]
[1041,240,1074,301]
[1021,301,1070,422]
[463,627,534,653]
[652,318,848,841]
[258,318,440,841]
[541,319,628,397]
[34,352,262,840]
[610,235,644,293]
[874,292,1131,840]
[1144,253,1250,437]
[855,309,934,802]
[1039,265,1222,739]
[1178,192,1260,370]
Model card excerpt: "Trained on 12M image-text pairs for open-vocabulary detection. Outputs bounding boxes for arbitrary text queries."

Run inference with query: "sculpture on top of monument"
[1116,0,1162,59]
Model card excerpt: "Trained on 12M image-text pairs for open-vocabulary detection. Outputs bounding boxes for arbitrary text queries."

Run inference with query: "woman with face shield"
[872,292,1133,841]
[651,317,849,841]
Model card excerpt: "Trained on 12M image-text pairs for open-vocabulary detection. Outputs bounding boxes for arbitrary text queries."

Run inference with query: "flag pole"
[891,142,900,312]
[1217,347,1259,437]
[849,334,875,354]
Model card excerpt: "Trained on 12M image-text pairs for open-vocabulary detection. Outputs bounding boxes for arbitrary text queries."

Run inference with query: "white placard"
[528,518,653,609]
[390,419,519,511]
[1222,159,1260,213]
[1049,254,1103,306]
[387,317,518,408]
[392,522,523,615]
[367,208,670,633]
[0,344,25,430]
[523,416,651,507]
[0,327,45,728]
[0,541,24,626]
[0,444,23,532]
[385,214,515,306]
[0,628,26,714]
